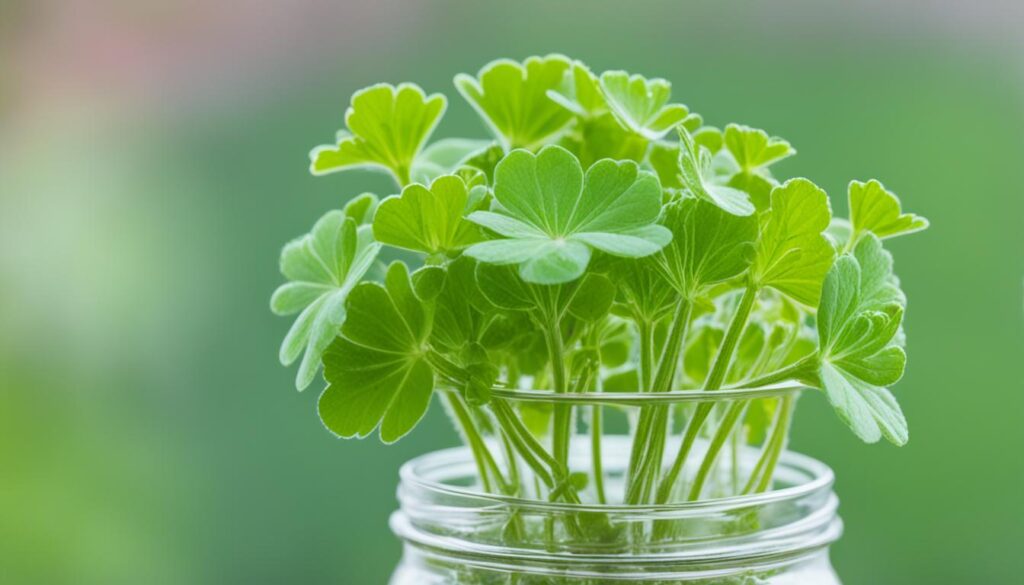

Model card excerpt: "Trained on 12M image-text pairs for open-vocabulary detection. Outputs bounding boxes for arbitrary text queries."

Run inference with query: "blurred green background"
[2,1,1022,583]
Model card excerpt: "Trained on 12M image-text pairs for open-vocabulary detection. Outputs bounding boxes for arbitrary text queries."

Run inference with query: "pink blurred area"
[2,1,420,124]
[3,0,1022,125]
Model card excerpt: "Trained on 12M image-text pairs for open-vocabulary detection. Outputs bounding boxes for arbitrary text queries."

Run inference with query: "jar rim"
[398,440,833,515]
[440,382,808,407]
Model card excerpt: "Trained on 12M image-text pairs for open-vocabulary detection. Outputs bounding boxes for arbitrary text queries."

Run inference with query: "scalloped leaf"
[310,83,446,186]
[319,262,433,443]
[373,174,483,256]
[465,145,671,284]
[749,178,836,306]
[599,71,690,140]
[455,55,573,150]
[271,211,382,390]
[848,179,929,243]
[814,237,908,445]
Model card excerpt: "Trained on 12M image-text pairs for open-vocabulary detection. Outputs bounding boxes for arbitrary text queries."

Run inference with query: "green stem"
[490,400,591,539]
[752,394,796,493]
[655,285,757,504]
[742,397,785,494]
[638,319,655,391]
[705,285,758,391]
[686,400,747,500]
[591,405,607,504]
[729,354,819,389]
[625,300,691,505]
[443,392,506,493]
[545,321,572,472]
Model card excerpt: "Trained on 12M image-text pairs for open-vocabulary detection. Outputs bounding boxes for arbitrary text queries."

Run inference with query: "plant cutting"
[271,54,927,584]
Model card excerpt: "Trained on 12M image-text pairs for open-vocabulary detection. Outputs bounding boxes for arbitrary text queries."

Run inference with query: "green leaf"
[430,256,499,353]
[465,145,671,284]
[599,71,690,140]
[373,174,483,256]
[271,211,381,390]
[410,138,493,184]
[814,239,909,445]
[342,193,378,224]
[319,262,433,443]
[475,263,614,326]
[459,143,505,185]
[848,179,929,242]
[310,83,446,186]
[567,273,615,322]
[565,113,650,167]
[547,60,607,118]
[723,124,795,173]
[654,195,758,299]
[609,256,676,324]
[647,141,685,189]
[455,55,574,150]
[749,178,836,306]
[677,127,755,216]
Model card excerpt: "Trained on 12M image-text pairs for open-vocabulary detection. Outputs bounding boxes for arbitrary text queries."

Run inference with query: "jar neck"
[392,440,842,580]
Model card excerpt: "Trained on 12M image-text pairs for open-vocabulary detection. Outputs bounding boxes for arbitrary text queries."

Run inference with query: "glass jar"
[389,436,843,584]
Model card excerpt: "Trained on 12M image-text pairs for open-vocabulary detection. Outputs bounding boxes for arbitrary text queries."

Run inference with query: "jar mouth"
[392,438,842,575]
[398,436,832,515]
[486,382,806,408]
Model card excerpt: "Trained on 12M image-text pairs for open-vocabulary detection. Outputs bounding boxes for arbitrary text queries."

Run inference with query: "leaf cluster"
[275,56,929,464]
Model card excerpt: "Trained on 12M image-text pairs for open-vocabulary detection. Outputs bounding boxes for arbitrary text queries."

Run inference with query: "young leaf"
[848,179,929,243]
[653,195,758,299]
[342,193,379,225]
[599,71,690,140]
[271,211,381,390]
[410,138,493,184]
[814,236,909,445]
[430,256,500,353]
[677,127,756,216]
[749,178,836,306]
[723,124,795,173]
[455,55,573,150]
[547,61,607,118]
[310,83,446,186]
[319,262,433,443]
[465,145,671,284]
[373,174,483,256]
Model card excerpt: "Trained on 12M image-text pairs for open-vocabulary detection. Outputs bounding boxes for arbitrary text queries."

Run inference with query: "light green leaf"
[564,113,650,167]
[814,241,909,445]
[476,263,613,327]
[319,262,433,443]
[820,362,908,445]
[848,179,929,243]
[647,141,685,189]
[373,174,483,256]
[465,145,671,284]
[547,60,607,118]
[310,83,446,186]
[654,195,758,299]
[271,211,381,390]
[342,193,379,224]
[678,127,756,216]
[723,124,795,173]
[455,55,573,150]
[608,257,676,324]
[410,138,492,184]
[749,178,836,306]
[430,256,495,352]
[599,71,690,140]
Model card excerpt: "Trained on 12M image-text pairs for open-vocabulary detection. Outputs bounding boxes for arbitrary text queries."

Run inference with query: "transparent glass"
[389,437,843,584]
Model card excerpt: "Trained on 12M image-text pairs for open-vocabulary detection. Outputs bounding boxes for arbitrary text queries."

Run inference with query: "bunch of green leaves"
[272,56,929,526]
